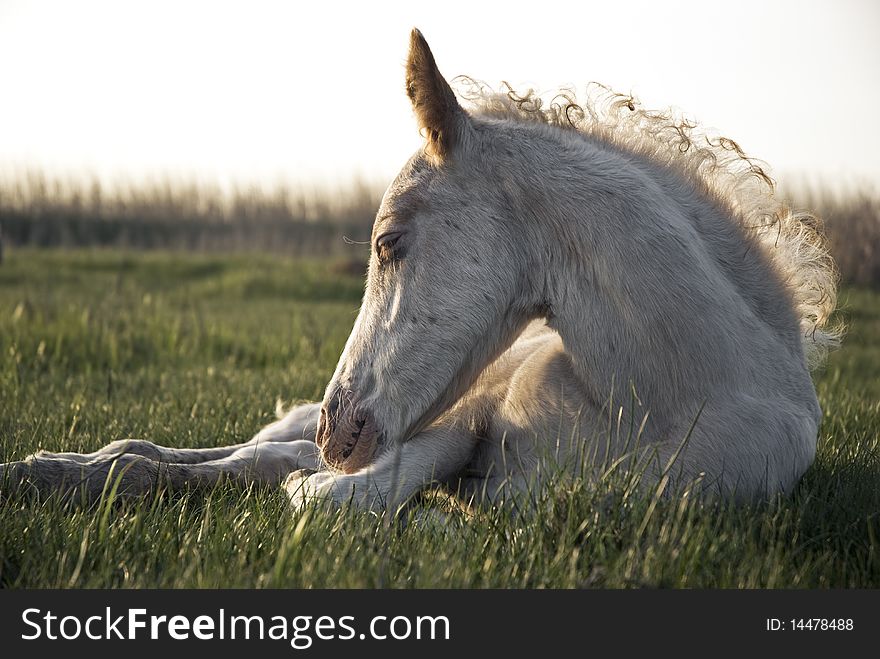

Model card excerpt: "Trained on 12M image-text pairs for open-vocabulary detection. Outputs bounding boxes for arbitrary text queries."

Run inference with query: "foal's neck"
[524,136,784,425]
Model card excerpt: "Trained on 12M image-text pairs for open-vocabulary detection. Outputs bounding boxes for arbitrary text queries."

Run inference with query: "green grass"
[0,249,878,588]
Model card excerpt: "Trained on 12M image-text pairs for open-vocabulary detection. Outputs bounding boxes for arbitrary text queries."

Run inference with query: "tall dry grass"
[0,173,877,286]
[0,173,382,256]
[0,171,383,224]
[786,185,880,288]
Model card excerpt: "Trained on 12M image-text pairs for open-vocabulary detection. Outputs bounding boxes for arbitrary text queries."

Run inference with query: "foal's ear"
[406,29,467,159]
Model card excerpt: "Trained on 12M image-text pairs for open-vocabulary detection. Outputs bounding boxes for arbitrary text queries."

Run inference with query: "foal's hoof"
[283,470,387,513]
[285,469,318,482]
[0,461,30,497]
[282,469,318,503]
[283,469,358,511]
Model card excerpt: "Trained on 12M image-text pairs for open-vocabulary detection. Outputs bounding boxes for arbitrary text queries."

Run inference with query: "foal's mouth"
[317,407,383,473]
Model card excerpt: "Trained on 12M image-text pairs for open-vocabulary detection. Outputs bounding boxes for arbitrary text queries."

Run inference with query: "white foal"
[2,30,839,512]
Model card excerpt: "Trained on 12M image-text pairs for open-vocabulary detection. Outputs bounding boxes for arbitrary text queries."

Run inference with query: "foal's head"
[316,30,546,472]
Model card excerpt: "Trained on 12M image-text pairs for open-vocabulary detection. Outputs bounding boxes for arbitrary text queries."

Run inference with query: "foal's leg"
[29,403,321,465]
[285,421,478,512]
[1,403,322,500]
[634,399,819,502]
[4,440,322,501]
[448,402,816,509]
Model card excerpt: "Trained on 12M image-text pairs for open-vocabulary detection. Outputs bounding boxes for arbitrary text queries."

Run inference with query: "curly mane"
[457,78,841,369]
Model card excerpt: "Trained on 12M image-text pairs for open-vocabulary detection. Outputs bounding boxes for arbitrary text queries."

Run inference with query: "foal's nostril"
[325,394,341,417]
[317,392,343,447]
[316,407,328,447]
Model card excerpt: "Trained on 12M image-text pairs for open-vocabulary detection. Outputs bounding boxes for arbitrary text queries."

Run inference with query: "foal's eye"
[375,231,403,264]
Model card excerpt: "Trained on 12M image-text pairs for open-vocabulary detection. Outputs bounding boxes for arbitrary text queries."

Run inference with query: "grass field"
[0,249,878,588]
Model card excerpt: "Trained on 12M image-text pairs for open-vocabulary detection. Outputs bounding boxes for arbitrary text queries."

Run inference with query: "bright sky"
[0,0,877,191]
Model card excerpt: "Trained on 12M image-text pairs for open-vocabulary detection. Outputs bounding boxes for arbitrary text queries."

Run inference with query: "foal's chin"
[324,441,379,474]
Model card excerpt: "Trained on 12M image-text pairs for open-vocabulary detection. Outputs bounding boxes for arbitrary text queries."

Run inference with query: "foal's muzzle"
[317,389,382,473]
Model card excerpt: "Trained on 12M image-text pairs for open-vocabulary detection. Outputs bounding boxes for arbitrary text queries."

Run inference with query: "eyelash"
[375,233,402,263]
